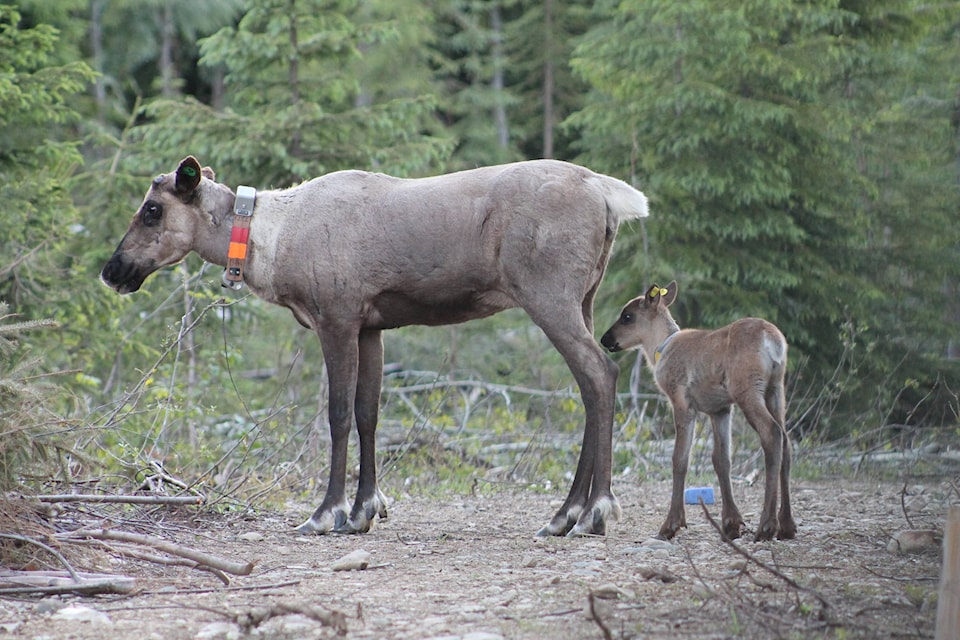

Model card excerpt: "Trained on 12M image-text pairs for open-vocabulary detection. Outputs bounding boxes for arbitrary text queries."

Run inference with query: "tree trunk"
[89,0,106,121]
[490,4,509,152]
[542,0,555,159]
[159,2,178,97]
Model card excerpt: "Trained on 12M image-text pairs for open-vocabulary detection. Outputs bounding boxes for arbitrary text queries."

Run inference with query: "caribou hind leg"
[532,306,621,537]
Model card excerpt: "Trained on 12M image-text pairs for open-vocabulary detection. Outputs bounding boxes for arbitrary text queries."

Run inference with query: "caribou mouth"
[100,254,149,294]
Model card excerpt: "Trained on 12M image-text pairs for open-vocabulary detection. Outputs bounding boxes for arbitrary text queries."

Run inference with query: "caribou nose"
[600,332,620,352]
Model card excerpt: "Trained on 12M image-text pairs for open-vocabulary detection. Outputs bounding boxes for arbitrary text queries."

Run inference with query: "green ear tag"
[182,166,197,177]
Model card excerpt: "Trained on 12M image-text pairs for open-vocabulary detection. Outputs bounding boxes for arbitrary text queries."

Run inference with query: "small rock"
[195,621,241,640]
[332,549,372,571]
[52,605,112,626]
[904,495,929,514]
[638,565,680,583]
[34,598,67,615]
[638,537,674,551]
[238,531,264,542]
[591,583,634,600]
[887,530,939,554]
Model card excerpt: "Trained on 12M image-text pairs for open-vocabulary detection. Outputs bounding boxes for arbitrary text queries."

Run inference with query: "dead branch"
[37,494,203,505]
[214,602,348,636]
[57,528,255,577]
[900,481,916,529]
[697,499,831,614]
[0,570,136,596]
[148,579,301,595]
[0,533,80,581]
[587,592,614,640]
[105,543,230,585]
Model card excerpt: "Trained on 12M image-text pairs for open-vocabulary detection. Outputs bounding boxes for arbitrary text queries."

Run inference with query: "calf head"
[101,156,225,294]
[600,280,678,352]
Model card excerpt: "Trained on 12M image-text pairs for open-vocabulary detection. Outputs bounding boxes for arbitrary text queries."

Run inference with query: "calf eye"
[620,313,632,325]
[141,201,163,227]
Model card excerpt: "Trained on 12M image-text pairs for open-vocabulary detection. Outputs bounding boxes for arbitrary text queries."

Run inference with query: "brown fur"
[601,281,796,541]
[102,156,648,537]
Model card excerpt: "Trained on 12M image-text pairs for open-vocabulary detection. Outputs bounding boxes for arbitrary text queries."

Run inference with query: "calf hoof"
[777,520,797,540]
[722,518,746,541]
[753,519,779,542]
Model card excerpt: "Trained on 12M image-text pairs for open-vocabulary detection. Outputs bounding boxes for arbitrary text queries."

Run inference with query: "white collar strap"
[222,185,257,290]
[654,331,679,365]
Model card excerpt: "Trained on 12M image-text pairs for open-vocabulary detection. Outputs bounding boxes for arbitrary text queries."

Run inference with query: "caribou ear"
[662,281,678,307]
[645,284,663,304]
[175,156,203,194]
[201,166,216,181]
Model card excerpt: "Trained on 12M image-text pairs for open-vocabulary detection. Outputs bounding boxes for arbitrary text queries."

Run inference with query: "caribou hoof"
[536,504,582,537]
[334,491,389,534]
[295,500,349,535]
[566,495,621,538]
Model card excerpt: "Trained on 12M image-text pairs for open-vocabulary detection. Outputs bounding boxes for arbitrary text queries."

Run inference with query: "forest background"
[2,0,959,507]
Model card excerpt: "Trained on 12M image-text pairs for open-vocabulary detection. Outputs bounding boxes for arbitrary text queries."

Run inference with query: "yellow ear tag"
[658,288,668,297]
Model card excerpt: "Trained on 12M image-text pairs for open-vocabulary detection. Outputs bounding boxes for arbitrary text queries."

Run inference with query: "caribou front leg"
[337,329,389,533]
[296,328,357,535]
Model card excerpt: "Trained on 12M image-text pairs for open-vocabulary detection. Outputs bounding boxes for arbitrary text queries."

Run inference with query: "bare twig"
[0,570,136,596]
[900,481,916,529]
[0,533,80,581]
[145,579,300,595]
[196,602,348,636]
[37,494,203,505]
[587,592,614,640]
[697,500,831,613]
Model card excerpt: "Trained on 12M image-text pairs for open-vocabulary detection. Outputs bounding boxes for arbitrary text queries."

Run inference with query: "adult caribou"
[101,156,648,537]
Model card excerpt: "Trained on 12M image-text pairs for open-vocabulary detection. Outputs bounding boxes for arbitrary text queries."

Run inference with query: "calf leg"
[338,328,389,533]
[296,326,358,535]
[709,408,745,540]
[777,429,796,539]
[767,383,796,539]
[740,397,783,541]
[658,404,696,540]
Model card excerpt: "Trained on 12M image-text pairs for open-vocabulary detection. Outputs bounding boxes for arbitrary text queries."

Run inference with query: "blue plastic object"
[684,486,715,505]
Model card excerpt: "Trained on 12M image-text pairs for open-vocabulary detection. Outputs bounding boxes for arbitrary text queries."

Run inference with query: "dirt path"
[0,477,949,639]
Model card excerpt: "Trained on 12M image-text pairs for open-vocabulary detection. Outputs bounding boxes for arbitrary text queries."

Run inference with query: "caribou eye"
[141,200,163,227]
[620,313,632,325]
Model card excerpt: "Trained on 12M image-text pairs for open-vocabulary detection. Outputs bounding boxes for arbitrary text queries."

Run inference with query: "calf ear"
[201,166,216,181]
[645,284,664,304]
[175,156,203,194]
[662,280,678,306]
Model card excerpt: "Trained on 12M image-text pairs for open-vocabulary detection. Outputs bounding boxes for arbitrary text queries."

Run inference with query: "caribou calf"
[600,281,796,541]
[101,156,648,538]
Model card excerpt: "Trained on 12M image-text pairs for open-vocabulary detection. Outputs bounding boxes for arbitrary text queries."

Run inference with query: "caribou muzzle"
[100,251,153,295]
